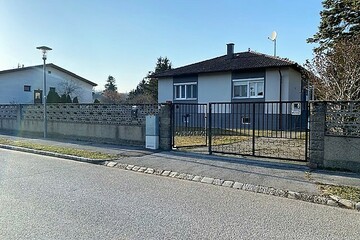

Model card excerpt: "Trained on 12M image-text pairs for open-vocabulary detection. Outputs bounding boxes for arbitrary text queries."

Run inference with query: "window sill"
[174,98,197,101]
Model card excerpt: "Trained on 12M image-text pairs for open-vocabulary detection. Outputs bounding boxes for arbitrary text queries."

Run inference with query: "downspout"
[278,68,283,130]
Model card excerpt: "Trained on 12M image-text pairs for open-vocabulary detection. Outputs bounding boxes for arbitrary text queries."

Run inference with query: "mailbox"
[131,106,138,118]
[291,102,301,116]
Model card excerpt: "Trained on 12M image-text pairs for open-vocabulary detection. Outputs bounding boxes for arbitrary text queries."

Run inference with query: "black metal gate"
[171,101,309,161]
[208,101,308,161]
[172,103,207,148]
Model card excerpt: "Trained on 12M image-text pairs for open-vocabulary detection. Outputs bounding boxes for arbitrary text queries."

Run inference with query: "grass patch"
[0,138,118,160]
[319,184,360,202]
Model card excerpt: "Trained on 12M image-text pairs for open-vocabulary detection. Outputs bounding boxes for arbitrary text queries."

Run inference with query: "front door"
[34,90,42,104]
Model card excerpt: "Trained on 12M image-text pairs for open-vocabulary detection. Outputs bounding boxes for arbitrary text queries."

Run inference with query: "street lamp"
[36,46,52,138]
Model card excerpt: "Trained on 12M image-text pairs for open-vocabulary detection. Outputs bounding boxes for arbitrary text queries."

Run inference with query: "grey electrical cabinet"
[145,115,159,149]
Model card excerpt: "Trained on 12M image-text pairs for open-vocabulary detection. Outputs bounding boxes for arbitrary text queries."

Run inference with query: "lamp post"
[36,46,52,138]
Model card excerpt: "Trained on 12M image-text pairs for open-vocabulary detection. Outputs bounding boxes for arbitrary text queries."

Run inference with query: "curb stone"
[103,163,360,212]
[1,143,358,212]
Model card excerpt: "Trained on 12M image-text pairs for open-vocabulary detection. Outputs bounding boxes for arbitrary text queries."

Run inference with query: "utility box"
[145,115,159,150]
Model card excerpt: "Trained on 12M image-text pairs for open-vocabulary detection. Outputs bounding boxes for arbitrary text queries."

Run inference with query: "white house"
[0,63,97,104]
[154,43,307,104]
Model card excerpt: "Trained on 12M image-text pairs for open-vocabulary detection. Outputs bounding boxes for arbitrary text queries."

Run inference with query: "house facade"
[155,43,307,104]
[0,63,97,104]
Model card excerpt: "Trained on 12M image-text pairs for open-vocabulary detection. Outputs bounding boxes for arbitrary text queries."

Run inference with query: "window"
[24,85,31,92]
[174,82,197,100]
[233,78,264,99]
[241,116,251,124]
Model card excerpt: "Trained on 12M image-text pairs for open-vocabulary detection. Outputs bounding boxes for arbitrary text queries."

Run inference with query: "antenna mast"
[268,31,277,56]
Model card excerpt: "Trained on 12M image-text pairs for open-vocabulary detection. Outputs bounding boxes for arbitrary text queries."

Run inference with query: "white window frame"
[232,78,264,99]
[174,82,197,100]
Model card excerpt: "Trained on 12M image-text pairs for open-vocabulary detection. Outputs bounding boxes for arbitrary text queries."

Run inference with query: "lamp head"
[36,46,52,60]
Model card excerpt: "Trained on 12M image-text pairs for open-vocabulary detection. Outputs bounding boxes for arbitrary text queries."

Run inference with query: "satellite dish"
[269,31,277,41]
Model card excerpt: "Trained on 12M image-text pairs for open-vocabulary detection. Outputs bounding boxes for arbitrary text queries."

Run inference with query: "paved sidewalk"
[1,133,359,196]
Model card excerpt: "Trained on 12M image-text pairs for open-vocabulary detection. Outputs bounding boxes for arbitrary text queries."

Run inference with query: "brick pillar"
[159,103,172,150]
[308,101,326,168]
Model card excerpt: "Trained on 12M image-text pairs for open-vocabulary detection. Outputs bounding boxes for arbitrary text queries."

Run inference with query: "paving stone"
[313,196,327,205]
[192,176,202,182]
[268,188,277,195]
[298,193,314,202]
[329,195,341,202]
[287,191,300,199]
[274,189,287,198]
[132,166,140,171]
[222,181,234,188]
[145,168,154,174]
[213,179,224,186]
[126,165,134,170]
[106,161,117,167]
[242,183,258,192]
[177,173,187,179]
[169,172,179,178]
[185,174,195,181]
[201,177,214,184]
[161,170,171,176]
[356,202,360,211]
[232,182,244,189]
[257,185,271,194]
[138,167,147,172]
[154,169,164,175]
[327,199,339,207]
[115,163,127,169]
[338,199,355,209]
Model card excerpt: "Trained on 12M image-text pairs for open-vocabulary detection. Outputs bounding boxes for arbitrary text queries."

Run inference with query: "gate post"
[159,102,172,151]
[308,101,326,168]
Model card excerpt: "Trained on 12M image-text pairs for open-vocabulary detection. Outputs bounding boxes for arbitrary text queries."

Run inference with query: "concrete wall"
[324,136,360,172]
[0,104,172,149]
[309,101,360,172]
[0,66,94,104]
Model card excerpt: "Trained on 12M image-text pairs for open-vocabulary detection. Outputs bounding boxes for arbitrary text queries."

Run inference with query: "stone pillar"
[308,101,326,168]
[159,103,172,150]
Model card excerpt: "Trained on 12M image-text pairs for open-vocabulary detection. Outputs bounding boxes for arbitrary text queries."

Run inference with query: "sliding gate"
[171,102,308,161]
[208,101,308,161]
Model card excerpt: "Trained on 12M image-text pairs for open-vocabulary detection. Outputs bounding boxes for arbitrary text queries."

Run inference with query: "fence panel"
[172,103,207,148]
[209,101,308,161]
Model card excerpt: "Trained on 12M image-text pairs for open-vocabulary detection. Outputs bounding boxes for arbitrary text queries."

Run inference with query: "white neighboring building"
[0,63,97,104]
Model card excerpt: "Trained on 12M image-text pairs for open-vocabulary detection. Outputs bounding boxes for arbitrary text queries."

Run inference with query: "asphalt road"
[0,149,359,240]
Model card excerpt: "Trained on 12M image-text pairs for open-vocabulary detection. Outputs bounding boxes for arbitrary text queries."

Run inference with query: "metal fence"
[172,103,207,148]
[208,101,308,161]
[171,101,309,161]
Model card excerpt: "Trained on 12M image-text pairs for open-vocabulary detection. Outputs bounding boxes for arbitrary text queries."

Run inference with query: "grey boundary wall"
[309,101,360,172]
[0,103,172,150]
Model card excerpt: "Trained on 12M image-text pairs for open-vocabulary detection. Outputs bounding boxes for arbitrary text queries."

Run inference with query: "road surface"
[0,148,359,239]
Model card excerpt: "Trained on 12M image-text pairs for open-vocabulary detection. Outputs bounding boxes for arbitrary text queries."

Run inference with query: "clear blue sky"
[0,0,322,92]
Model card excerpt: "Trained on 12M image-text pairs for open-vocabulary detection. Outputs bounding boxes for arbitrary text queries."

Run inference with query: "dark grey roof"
[153,51,303,78]
[0,63,97,86]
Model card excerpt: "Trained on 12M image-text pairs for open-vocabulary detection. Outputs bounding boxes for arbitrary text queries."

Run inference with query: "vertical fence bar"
[171,104,175,148]
[208,103,212,154]
[252,103,256,156]
[305,101,309,161]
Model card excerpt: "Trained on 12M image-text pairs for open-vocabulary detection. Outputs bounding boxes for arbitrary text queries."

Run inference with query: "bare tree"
[305,35,360,100]
[58,80,82,100]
